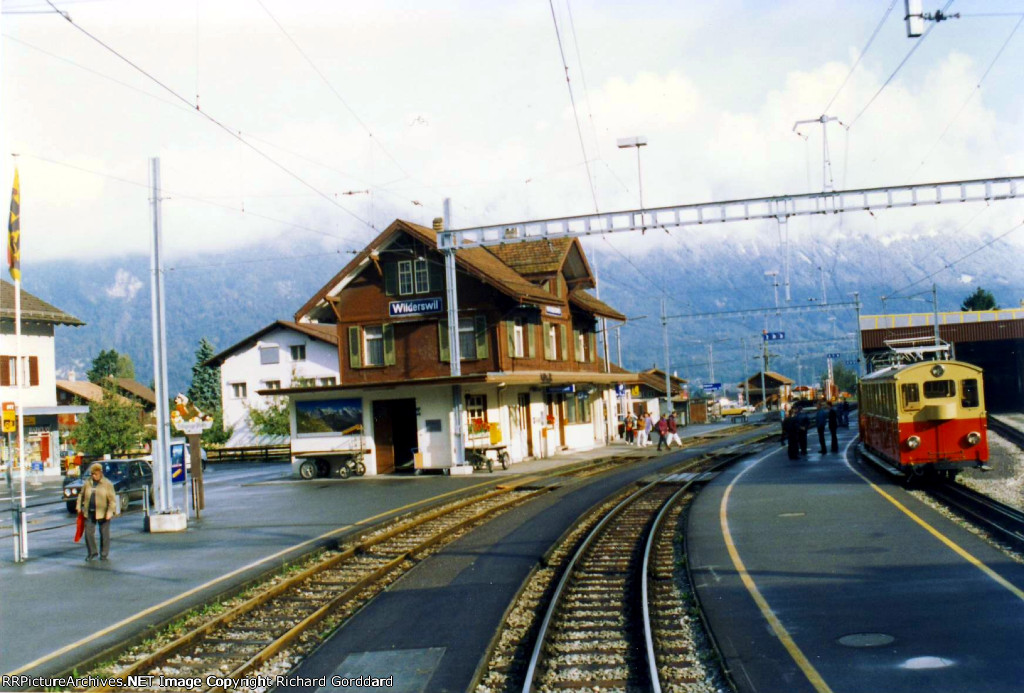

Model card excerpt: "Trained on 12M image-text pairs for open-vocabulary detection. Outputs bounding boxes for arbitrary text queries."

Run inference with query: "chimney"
[432,217,444,232]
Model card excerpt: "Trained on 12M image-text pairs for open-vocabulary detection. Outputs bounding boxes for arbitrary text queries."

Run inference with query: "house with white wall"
[205,321,339,447]
[1,280,87,475]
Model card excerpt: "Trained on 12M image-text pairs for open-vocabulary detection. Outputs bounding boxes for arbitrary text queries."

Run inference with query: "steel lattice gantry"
[437,176,1022,249]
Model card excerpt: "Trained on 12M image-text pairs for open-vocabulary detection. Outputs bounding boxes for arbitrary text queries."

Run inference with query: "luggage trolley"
[465,443,510,473]
[295,424,369,480]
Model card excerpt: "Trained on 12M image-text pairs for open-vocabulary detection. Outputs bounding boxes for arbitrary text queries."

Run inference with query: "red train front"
[858,360,988,479]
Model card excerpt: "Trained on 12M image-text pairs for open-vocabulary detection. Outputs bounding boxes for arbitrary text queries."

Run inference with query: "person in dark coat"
[815,400,828,454]
[784,409,800,460]
[828,401,839,453]
[797,406,810,456]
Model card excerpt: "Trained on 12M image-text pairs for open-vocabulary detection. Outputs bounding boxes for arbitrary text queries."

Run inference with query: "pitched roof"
[740,370,795,388]
[1,280,83,326]
[56,380,132,406]
[569,289,626,321]
[295,219,562,322]
[205,320,339,367]
[638,368,687,395]
[113,378,156,405]
[487,238,573,275]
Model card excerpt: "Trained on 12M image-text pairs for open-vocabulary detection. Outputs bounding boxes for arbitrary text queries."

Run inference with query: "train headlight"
[930,364,945,378]
[966,431,981,446]
[906,435,921,450]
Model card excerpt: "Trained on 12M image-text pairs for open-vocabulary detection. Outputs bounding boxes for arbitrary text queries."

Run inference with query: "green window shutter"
[383,323,396,366]
[589,332,597,363]
[383,263,398,296]
[475,315,489,359]
[348,326,361,368]
[527,321,536,359]
[543,323,552,360]
[558,324,567,361]
[438,321,450,362]
[506,320,515,358]
[429,259,444,293]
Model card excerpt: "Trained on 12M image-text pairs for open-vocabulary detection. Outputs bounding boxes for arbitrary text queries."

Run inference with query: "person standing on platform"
[839,398,850,427]
[784,408,800,460]
[637,412,650,448]
[624,413,636,445]
[828,401,840,453]
[665,413,683,448]
[656,414,670,451]
[77,462,116,562]
[815,400,828,454]
[797,406,810,456]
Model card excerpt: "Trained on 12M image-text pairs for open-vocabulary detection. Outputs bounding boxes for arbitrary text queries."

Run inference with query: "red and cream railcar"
[858,360,988,477]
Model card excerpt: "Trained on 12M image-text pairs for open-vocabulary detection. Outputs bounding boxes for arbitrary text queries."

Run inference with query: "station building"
[860,307,1024,412]
[273,219,636,475]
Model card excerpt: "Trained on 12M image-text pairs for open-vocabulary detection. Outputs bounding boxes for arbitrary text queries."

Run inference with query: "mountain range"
[14,221,1023,397]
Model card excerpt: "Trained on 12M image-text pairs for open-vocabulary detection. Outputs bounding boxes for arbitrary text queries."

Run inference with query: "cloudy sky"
[2,0,1023,266]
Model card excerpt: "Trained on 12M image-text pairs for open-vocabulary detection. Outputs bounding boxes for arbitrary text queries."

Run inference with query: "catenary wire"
[42,0,376,232]
[821,0,899,114]
[909,13,1024,179]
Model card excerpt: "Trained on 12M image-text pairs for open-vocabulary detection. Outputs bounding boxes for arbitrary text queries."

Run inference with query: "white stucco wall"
[219,327,339,447]
[0,321,58,408]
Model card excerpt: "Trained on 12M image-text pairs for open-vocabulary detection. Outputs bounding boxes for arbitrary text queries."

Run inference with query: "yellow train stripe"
[6,479,496,676]
[720,451,835,693]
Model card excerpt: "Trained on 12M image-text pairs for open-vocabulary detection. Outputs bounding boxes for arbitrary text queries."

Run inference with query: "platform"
[687,424,1024,693]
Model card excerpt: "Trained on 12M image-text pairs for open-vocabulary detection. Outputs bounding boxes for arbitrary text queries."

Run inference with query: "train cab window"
[923,380,955,399]
[901,383,920,409]
[961,379,979,408]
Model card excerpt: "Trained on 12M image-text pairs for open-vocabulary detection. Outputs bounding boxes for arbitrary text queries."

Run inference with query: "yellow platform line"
[719,449,835,693]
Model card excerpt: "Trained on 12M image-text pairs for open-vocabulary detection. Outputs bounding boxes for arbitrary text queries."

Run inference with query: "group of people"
[781,400,841,461]
[623,411,683,450]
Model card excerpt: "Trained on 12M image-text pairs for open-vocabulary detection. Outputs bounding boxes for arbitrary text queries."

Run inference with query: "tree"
[186,338,232,445]
[72,389,146,456]
[87,348,135,383]
[961,287,997,311]
[247,397,291,437]
[831,362,858,395]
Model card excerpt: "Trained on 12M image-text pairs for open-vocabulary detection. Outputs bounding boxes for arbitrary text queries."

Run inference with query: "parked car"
[63,459,153,514]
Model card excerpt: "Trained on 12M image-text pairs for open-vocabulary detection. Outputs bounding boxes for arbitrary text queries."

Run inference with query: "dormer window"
[398,259,430,295]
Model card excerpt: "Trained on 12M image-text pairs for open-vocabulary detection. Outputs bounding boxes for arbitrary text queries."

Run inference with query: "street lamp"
[617,136,648,212]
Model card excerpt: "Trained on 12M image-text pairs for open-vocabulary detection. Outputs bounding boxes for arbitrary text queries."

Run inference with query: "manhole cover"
[837,633,896,648]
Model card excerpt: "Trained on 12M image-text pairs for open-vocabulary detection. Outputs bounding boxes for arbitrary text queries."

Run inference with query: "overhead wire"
[848,0,956,129]
[821,0,899,114]
[908,12,1024,179]
[42,0,377,232]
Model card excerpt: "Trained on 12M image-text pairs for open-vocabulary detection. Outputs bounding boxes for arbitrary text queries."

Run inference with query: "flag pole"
[15,275,26,561]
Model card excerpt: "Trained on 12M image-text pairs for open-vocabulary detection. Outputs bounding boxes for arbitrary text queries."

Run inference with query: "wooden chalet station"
[271,219,636,476]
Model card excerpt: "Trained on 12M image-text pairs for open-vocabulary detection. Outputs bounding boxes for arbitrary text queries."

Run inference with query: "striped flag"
[8,168,20,281]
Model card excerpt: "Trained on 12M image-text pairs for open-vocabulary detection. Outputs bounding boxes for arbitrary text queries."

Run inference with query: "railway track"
[988,415,1024,450]
[928,477,1024,552]
[476,438,768,693]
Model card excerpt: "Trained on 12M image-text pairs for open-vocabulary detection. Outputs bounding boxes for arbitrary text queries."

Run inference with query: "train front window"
[923,379,955,399]
[961,379,979,408]
[901,383,920,408]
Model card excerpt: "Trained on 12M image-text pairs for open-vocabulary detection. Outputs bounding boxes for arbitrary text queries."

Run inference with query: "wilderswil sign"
[389,297,443,318]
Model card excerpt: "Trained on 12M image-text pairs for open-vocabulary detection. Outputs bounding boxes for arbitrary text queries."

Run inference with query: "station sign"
[845,360,858,367]
[763,331,785,341]
[389,296,442,317]
[702,383,722,392]
[545,384,575,394]
[826,352,841,359]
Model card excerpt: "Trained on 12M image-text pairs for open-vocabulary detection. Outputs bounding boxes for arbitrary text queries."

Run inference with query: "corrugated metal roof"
[861,319,1024,349]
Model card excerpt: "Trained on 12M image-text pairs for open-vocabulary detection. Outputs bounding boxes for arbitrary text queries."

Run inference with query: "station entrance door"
[372,398,418,474]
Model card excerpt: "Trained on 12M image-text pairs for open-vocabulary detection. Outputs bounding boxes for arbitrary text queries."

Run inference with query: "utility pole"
[854,292,864,376]
[661,299,671,413]
[441,200,467,472]
[932,283,941,348]
[149,158,172,514]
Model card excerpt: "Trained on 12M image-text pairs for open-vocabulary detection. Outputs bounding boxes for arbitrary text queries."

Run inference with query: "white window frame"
[290,344,306,361]
[263,380,281,390]
[458,317,477,359]
[398,260,414,295]
[547,324,558,360]
[414,259,430,294]
[319,377,337,387]
[513,318,525,358]
[230,382,248,398]
[576,331,586,362]
[364,325,384,366]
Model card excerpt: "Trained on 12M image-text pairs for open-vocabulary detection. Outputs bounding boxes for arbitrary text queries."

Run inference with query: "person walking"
[77,462,116,561]
[656,414,670,451]
[828,401,840,453]
[784,408,800,460]
[665,413,683,448]
[815,400,828,454]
